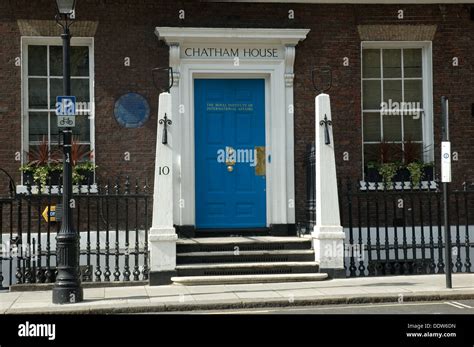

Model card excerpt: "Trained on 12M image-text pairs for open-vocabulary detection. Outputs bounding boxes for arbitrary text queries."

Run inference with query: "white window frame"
[20,36,95,189]
[360,41,434,183]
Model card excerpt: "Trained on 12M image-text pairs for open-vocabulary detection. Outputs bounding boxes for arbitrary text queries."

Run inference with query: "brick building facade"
[0,0,473,233]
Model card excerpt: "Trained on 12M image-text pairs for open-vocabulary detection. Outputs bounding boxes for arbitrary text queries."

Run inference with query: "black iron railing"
[0,176,151,288]
[304,146,473,277]
[341,180,473,277]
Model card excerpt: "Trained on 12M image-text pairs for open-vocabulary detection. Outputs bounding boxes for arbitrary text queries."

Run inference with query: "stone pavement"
[1,274,473,314]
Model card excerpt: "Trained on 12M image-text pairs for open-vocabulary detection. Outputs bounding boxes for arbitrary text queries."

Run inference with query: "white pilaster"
[149,92,178,284]
[284,44,296,224]
[311,94,345,275]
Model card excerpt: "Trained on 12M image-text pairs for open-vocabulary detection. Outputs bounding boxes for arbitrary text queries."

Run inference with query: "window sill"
[16,184,98,195]
[359,181,437,191]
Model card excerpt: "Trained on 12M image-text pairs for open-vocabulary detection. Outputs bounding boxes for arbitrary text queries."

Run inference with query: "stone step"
[176,261,320,277]
[177,236,312,253]
[172,273,328,285]
[177,249,315,264]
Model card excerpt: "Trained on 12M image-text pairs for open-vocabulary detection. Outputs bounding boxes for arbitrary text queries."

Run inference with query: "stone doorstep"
[177,236,309,245]
[178,249,315,257]
[172,273,329,285]
[176,261,319,270]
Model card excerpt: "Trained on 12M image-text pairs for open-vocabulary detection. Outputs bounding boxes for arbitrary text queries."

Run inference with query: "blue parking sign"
[56,96,76,116]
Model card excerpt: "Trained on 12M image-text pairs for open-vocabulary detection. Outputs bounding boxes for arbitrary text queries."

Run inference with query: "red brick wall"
[0,0,473,224]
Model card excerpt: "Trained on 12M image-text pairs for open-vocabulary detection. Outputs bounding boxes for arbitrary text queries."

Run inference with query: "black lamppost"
[52,0,83,304]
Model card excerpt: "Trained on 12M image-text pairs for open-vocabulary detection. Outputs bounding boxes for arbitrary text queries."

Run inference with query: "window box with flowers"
[363,140,435,190]
[18,136,97,194]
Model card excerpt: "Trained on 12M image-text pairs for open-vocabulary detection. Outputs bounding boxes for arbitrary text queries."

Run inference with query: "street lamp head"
[55,0,76,16]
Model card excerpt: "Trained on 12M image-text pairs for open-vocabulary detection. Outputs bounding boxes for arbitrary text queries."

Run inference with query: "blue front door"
[195,79,266,229]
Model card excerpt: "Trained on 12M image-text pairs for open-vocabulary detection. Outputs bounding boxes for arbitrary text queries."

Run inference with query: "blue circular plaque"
[114,93,150,128]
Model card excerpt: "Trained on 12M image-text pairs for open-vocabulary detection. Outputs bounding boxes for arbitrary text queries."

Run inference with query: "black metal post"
[52,25,83,304]
[441,96,452,289]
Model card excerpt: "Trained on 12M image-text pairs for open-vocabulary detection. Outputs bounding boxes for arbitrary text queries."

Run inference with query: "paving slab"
[149,294,195,304]
[105,286,148,299]
[1,273,473,314]
[13,292,52,303]
[84,287,105,299]
[145,285,191,297]
[192,292,240,302]
[0,292,22,302]
[275,288,327,298]
[234,290,283,299]
[182,284,229,294]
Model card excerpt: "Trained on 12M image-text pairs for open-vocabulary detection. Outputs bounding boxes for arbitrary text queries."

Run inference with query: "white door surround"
[155,27,310,230]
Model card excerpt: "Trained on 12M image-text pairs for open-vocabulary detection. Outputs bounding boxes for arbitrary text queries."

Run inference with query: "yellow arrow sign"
[42,205,56,223]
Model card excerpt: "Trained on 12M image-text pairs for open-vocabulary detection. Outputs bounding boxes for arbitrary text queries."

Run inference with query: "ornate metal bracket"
[158,113,172,145]
[319,114,333,145]
[55,13,75,31]
[152,67,174,93]
[311,66,332,94]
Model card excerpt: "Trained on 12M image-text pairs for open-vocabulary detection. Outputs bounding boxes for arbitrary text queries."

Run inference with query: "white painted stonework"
[311,94,345,270]
[155,27,309,228]
[149,92,178,273]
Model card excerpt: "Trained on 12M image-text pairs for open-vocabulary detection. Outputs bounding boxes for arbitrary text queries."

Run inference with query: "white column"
[311,93,345,277]
[284,45,296,226]
[149,92,178,285]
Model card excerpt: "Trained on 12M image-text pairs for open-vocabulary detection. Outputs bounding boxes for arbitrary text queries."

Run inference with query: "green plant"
[367,161,379,170]
[19,164,34,173]
[49,163,63,172]
[407,161,424,186]
[73,162,97,185]
[33,165,50,187]
[378,162,398,186]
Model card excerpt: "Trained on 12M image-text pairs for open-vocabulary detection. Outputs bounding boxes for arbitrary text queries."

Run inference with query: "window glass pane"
[72,115,91,142]
[50,78,63,108]
[72,79,90,103]
[365,143,403,165]
[71,47,90,76]
[404,80,423,107]
[383,115,402,141]
[50,113,60,143]
[50,46,90,77]
[363,80,381,109]
[383,80,402,104]
[404,49,422,78]
[49,46,63,77]
[390,144,403,163]
[28,112,49,143]
[383,49,401,78]
[28,78,48,109]
[28,46,47,76]
[50,79,90,106]
[363,49,380,78]
[363,113,381,142]
[404,115,423,142]
[403,141,423,164]
[364,144,380,166]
